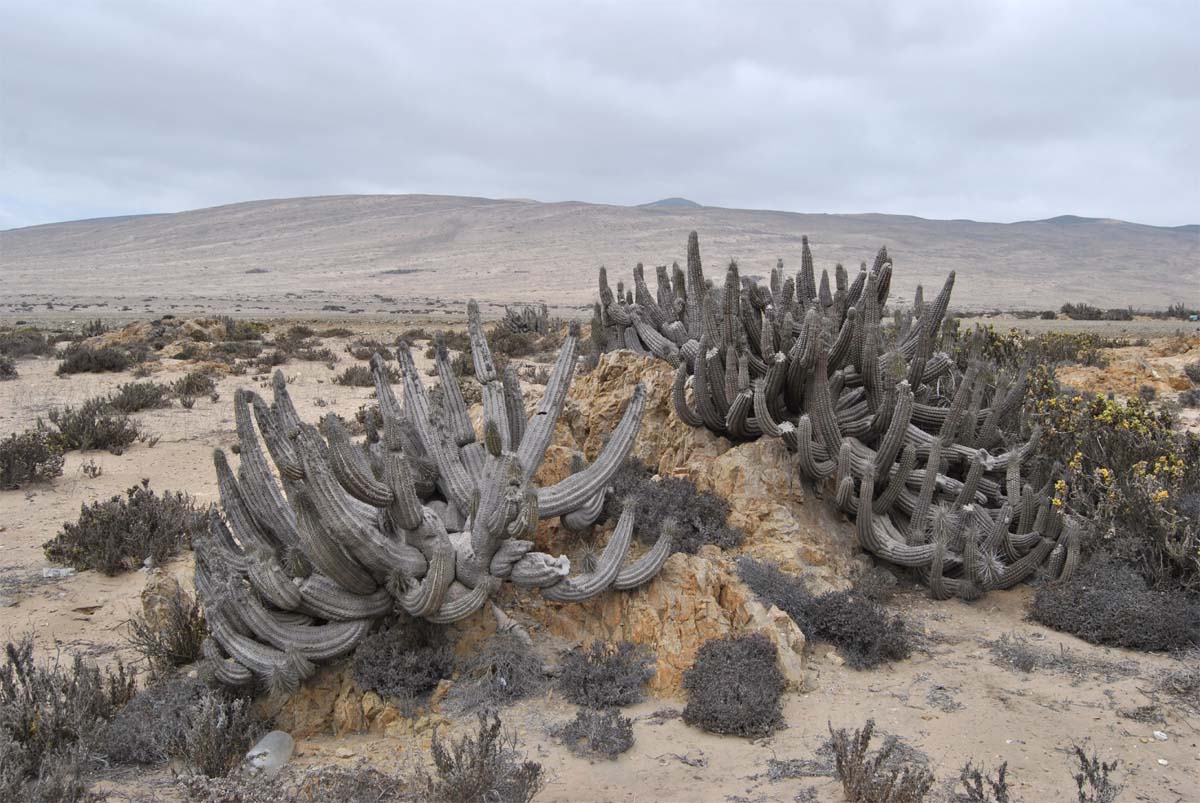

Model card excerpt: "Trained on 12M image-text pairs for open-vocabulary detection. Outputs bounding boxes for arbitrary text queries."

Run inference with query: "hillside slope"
[2,194,1195,315]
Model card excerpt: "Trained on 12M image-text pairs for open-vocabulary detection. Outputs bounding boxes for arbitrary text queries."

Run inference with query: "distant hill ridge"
[1,193,1196,312]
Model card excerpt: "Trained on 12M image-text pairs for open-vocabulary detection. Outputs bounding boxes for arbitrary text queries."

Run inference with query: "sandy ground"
[1,326,1198,802]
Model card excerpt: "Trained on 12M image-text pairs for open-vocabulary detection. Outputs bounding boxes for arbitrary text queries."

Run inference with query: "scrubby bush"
[173,692,264,778]
[56,343,135,374]
[557,641,655,709]
[1180,388,1200,408]
[0,354,16,380]
[101,675,210,765]
[1072,745,1122,803]
[218,316,266,342]
[957,760,1011,803]
[43,480,206,575]
[172,370,217,398]
[827,719,935,803]
[682,633,784,737]
[126,584,207,680]
[0,636,137,801]
[1185,361,1200,385]
[109,381,172,412]
[447,632,546,713]
[607,458,743,553]
[1060,302,1104,321]
[414,711,543,803]
[1029,555,1198,652]
[334,363,398,387]
[553,709,635,760]
[346,339,394,361]
[351,621,454,708]
[738,558,911,668]
[40,396,142,453]
[0,326,55,358]
[0,430,65,489]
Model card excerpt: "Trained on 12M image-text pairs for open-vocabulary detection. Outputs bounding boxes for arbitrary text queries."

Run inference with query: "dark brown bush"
[414,711,543,803]
[56,343,135,374]
[43,480,206,575]
[0,430,64,490]
[351,621,454,708]
[126,584,207,680]
[553,708,635,760]
[1029,555,1199,652]
[557,641,655,709]
[108,381,172,412]
[827,719,935,803]
[606,458,743,553]
[682,633,784,737]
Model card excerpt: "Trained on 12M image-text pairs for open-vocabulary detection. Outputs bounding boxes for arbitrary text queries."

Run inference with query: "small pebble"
[335,747,355,759]
[1153,730,1168,741]
[1157,759,1169,766]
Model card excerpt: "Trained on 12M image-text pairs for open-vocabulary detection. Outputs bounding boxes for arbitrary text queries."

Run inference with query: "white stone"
[245,731,294,779]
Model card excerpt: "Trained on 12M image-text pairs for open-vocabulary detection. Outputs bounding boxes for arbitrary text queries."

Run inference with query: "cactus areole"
[197,301,669,693]
[595,232,1082,600]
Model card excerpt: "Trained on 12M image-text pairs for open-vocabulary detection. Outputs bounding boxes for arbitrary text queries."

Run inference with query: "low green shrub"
[40,396,141,453]
[56,343,135,374]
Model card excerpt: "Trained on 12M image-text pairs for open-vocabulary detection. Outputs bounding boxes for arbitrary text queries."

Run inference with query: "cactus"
[595,232,1079,600]
[198,302,671,691]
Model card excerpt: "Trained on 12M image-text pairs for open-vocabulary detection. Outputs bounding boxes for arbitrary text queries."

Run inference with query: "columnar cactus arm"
[238,590,372,661]
[321,413,394,507]
[233,390,299,544]
[251,392,303,480]
[292,489,379,595]
[538,384,646,517]
[541,504,635,602]
[296,573,394,620]
[425,577,501,624]
[202,638,253,687]
[515,331,578,483]
[213,449,281,555]
[394,543,455,617]
[793,415,836,479]
[502,365,527,447]
[613,524,673,590]
[435,337,477,447]
[672,363,704,428]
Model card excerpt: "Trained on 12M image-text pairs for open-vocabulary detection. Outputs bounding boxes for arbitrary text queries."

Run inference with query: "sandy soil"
[1,326,1198,802]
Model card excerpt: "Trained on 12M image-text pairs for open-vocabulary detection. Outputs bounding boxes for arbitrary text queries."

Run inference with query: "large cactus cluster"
[595,232,1080,599]
[195,302,671,693]
[502,303,553,335]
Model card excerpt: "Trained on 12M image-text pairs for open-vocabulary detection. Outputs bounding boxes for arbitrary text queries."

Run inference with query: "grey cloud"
[1,0,1197,229]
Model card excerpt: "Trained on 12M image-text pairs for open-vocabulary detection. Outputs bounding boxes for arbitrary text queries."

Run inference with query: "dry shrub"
[43,480,206,575]
[109,381,172,412]
[126,585,208,680]
[0,326,55,358]
[1072,745,1122,803]
[553,708,634,760]
[0,636,137,801]
[56,343,135,374]
[607,458,743,553]
[351,621,454,710]
[556,641,655,709]
[172,370,217,398]
[827,719,934,803]
[0,430,64,490]
[0,354,16,380]
[413,711,543,803]
[957,760,1011,803]
[173,692,265,778]
[101,674,209,765]
[40,396,142,453]
[446,632,546,713]
[738,557,911,668]
[682,633,784,737]
[1029,555,1199,652]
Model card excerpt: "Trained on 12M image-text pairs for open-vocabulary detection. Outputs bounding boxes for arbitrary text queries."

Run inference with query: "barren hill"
[2,194,1196,316]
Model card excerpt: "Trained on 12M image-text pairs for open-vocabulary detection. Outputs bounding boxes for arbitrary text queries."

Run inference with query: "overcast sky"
[2,1,1197,230]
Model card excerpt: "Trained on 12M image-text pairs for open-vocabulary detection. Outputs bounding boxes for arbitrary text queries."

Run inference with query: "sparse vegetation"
[0,326,55,359]
[108,380,172,412]
[413,711,544,803]
[43,480,206,574]
[738,557,911,668]
[827,719,935,803]
[56,342,137,374]
[173,692,264,778]
[556,641,655,709]
[1071,745,1122,803]
[553,708,635,760]
[1029,555,1198,652]
[447,632,546,713]
[126,584,208,680]
[606,458,743,553]
[682,633,784,737]
[334,363,398,387]
[0,636,137,802]
[0,354,16,380]
[101,674,210,766]
[39,396,142,453]
[351,620,454,709]
[956,760,1011,803]
[0,430,65,489]
[172,370,217,398]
